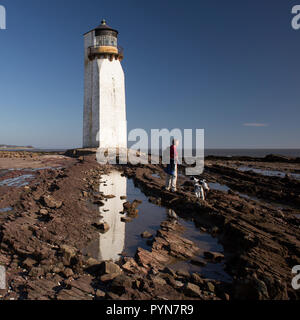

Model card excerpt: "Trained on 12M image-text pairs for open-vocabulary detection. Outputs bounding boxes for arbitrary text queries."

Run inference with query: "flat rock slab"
[204,251,224,262]
[141,231,153,239]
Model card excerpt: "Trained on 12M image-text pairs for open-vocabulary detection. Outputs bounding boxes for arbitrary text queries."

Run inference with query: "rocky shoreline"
[0,150,299,300]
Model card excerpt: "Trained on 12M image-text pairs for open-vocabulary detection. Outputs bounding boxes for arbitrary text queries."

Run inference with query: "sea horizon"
[1,147,300,158]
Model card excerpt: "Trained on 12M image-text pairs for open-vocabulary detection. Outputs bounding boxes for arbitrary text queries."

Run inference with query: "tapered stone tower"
[83,20,127,149]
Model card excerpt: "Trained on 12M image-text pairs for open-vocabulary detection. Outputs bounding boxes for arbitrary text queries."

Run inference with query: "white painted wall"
[83,31,127,149]
[83,32,94,147]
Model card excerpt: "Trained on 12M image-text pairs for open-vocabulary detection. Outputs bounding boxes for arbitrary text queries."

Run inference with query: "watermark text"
[292,265,300,290]
[0,266,6,290]
[292,5,300,30]
[96,128,205,176]
[0,5,6,30]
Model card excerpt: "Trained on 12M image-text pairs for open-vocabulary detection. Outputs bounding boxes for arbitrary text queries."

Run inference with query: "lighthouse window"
[96,35,117,47]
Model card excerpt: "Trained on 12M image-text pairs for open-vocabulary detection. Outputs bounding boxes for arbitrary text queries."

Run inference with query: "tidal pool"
[0,167,62,188]
[207,181,292,210]
[151,173,161,179]
[0,207,13,213]
[0,174,35,187]
[83,171,231,282]
[209,182,230,193]
[238,166,300,180]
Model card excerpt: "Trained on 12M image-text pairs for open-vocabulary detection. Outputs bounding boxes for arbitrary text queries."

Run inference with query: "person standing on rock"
[164,139,179,192]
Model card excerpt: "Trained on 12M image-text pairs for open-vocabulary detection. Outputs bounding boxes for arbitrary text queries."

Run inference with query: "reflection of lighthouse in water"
[97,171,127,261]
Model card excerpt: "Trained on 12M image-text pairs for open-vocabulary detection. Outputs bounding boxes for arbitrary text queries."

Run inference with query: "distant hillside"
[0,144,34,149]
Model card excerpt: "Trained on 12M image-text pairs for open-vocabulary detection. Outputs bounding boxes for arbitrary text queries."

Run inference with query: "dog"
[191,177,209,200]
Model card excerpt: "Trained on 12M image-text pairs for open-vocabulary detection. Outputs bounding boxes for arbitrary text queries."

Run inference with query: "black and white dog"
[191,177,210,200]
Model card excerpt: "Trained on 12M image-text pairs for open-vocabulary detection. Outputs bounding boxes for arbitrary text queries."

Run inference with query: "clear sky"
[0,0,299,149]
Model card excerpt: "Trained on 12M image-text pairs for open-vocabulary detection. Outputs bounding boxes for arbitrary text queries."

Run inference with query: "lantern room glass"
[96,35,118,47]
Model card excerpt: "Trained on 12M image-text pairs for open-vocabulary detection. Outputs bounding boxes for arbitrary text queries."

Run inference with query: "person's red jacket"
[170,145,178,160]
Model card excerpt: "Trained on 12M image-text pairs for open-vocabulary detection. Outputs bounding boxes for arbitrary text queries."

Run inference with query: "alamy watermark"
[0,265,6,290]
[292,5,300,30]
[0,5,6,30]
[292,265,300,290]
[96,128,204,176]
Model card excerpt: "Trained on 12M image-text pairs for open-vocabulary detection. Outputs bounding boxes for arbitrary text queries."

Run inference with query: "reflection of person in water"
[167,208,178,223]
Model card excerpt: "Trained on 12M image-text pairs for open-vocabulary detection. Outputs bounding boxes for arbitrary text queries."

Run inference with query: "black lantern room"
[95,19,118,48]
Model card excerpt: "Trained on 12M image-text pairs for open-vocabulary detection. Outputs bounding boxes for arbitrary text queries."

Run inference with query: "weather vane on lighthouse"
[83,19,127,150]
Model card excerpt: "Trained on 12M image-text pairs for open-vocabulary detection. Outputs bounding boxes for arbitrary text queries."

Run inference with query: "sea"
[1,148,300,158]
[204,149,300,158]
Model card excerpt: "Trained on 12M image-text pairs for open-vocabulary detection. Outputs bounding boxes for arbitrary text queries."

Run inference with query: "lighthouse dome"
[95,19,119,35]
[95,20,118,47]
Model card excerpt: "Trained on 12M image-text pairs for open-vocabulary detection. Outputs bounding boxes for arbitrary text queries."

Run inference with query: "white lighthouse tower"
[83,20,127,150]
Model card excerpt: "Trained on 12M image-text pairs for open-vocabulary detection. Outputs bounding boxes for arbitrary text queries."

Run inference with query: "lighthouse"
[83,20,127,150]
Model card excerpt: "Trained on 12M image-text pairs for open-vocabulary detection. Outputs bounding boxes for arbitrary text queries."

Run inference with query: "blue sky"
[0,0,299,149]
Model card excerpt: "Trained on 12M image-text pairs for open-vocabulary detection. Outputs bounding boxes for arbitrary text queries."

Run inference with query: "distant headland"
[0,144,34,150]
